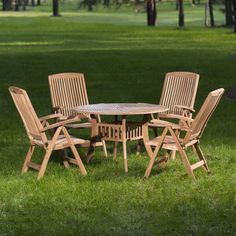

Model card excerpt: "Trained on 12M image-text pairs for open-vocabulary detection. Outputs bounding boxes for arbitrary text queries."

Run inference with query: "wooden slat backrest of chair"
[9,86,47,143]
[48,73,89,117]
[160,72,199,116]
[184,88,224,143]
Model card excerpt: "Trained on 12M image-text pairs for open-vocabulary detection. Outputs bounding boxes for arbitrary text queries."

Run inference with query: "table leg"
[113,115,119,160]
[123,140,128,173]
[86,114,98,163]
[122,116,128,172]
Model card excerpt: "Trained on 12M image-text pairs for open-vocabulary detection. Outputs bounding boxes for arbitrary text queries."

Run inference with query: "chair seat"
[150,119,181,129]
[32,135,90,149]
[65,122,91,129]
[146,135,176,150]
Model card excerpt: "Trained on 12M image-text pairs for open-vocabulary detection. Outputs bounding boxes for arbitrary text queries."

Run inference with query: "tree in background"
[205,0,214,27]
[233,0,236,32]
[52,0,59,16]
[15,0,27,11]
[178,0,184,27]
[2,0,12,10]
[147,0,157,26]
[103,0,109,7]
[224,0,234,26]
[88,0,93,11]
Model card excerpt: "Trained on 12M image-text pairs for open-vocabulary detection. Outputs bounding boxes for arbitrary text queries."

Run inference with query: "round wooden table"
[73,103,169,172]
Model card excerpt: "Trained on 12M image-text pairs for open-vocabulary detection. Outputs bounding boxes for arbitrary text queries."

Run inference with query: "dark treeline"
[1,0,236,32]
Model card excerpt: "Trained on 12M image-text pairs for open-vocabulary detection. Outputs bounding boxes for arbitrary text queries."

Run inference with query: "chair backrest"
[184,88,224,142]
[160,72,199,116]
[48,73,89,117]
[9,86,47,144]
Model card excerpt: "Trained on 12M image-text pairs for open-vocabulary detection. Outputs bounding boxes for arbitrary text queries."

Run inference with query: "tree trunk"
[178,0,184,27]
[208,0,215,26]
[103,0,109,7]
[147,0,157,26]
[225,0,234,26]
[2,0,12,10]
[31,0,35,6]
[88,0,93,11]
[52,0,59,16]
[15,0,19,11]
[37,0,41,5]
[176,0,179,10]
[233,0,236,32]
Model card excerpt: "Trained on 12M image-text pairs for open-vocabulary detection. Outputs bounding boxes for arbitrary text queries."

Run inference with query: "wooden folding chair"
[9,86,88,180]
[143,88,224,179]
[48,72,107,158]
[158,71,199,120]
[149,72,200,159]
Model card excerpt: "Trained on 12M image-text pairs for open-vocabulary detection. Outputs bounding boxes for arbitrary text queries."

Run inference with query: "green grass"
[0,3,236,235]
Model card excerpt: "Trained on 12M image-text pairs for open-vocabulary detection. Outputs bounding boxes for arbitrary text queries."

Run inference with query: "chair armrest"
[40,117,81,132]
[149,118,192,131]
[161,114,194,122]
[174,105,195,113]
[149,119,181,129]
[39,113,64,121]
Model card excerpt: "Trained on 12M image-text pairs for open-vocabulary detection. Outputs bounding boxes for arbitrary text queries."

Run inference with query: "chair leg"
[168,127,196,180]
[69,145,87,176]
[136,139,142,154]
[86,135,98,163]
[37,147,53,180]
[62,127,87,176]
[113,141,118,160]
[194,143,210,173]
[144,127,168,178]
[144,142,163,177]
[102,140,108,157]
[22,145,36,174]
[61,149,70,169]
[142,123,153,158]
[136,114,151,154]
[97,114,108,158]
[37,127,62,180]
[178,148,196,180]
[144,156,156,178]
[170,150,176,160]
[86,115,98,163]
[170,128,181,160]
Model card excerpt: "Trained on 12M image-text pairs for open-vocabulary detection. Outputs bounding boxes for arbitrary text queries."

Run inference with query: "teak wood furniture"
[73,103,169,172]
[48,72,107,156]
[143,88,224,179]
[149,72,200,159]
[158,71,199,120]
[9,86,88,180]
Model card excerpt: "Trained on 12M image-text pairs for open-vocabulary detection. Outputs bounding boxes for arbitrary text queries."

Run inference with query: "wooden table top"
[73,103,169,115]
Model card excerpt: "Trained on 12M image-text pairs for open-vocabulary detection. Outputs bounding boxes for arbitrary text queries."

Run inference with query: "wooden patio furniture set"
[9,72,224,180]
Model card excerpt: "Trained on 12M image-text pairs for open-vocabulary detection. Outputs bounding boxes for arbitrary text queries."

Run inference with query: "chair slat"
[160,72,199,116]
[48,73,89,117]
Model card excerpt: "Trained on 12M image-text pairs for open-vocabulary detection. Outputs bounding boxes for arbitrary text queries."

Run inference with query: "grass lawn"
[0,3,236,235]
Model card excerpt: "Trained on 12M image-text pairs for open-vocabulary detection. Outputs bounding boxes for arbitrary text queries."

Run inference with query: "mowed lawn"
[0,5,235,235]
